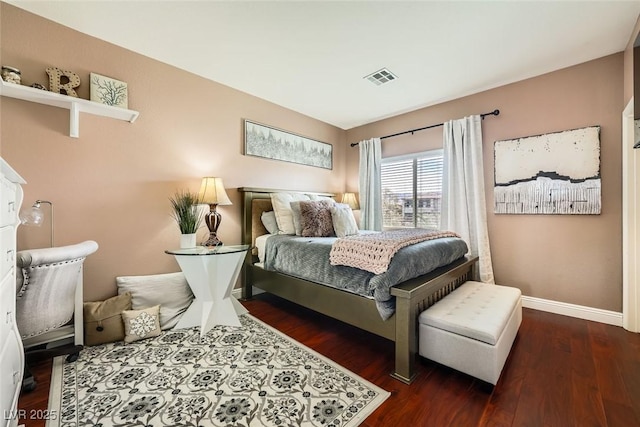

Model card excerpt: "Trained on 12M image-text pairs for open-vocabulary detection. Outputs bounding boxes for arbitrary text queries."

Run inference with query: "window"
[381,150,443,229]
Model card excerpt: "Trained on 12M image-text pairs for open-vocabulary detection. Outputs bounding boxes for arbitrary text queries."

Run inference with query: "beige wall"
[0,4,628,312]
[0,4,346,301]
[347,54,624,312]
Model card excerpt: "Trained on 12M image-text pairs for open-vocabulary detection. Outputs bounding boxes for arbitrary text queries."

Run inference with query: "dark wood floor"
[18,293,640,426]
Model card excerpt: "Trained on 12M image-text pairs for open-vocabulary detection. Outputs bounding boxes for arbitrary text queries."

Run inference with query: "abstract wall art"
[494,126,601,215]
[244,119,332,169]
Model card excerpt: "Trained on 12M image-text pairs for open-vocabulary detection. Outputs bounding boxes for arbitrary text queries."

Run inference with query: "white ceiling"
[7,1,640,130]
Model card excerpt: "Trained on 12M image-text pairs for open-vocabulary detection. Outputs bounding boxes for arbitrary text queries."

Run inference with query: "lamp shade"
[19,200,54,247]
[198,177,232,205]
[340,192,360,210]
[19,205,45,226]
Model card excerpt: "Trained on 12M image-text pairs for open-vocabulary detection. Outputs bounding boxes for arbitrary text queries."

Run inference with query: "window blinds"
[381,152,443,228]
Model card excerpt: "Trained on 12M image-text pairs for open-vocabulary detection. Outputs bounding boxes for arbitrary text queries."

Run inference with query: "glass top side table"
[165,244,249,256]
[165,244,249,337]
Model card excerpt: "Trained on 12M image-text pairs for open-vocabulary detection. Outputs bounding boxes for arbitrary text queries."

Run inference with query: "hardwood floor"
[17,293,640,426]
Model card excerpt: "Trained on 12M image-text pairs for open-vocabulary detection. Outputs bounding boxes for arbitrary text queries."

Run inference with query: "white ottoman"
[418,281,522,385]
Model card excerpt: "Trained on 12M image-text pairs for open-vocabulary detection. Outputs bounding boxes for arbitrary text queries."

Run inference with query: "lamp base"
[202,232,223,247]
[203,204,223,246]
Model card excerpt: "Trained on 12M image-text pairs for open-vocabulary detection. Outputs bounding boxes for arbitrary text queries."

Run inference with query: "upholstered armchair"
[15,240,98,391]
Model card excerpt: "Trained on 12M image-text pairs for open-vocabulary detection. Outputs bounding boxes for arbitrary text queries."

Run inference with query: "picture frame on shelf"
[90,73,128,108]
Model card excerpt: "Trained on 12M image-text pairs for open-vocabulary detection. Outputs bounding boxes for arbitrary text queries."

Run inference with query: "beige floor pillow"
[116,272,193,330]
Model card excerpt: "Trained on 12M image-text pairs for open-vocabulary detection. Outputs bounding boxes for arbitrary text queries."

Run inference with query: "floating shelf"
[0,79,139,138]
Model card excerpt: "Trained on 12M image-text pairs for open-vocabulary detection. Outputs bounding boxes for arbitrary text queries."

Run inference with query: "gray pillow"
[260,210,280,234]
[290,201,303,235]
[116,272,193,330]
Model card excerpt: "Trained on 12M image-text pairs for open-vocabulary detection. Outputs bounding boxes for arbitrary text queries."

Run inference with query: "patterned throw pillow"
[122,305,162,343]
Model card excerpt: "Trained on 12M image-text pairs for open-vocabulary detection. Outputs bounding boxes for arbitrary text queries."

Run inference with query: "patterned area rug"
[47,314,389,426]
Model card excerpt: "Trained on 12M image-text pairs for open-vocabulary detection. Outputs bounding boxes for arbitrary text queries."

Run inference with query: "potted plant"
[169,190,204,248]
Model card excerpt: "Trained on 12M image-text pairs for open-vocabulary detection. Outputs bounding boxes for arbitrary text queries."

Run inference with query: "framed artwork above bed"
[244,119,333,170]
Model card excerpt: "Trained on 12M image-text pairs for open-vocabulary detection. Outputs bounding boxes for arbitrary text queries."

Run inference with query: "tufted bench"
[418,281,522,385]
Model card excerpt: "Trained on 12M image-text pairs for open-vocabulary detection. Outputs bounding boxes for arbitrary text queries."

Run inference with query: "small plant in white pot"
[169,190,204,248]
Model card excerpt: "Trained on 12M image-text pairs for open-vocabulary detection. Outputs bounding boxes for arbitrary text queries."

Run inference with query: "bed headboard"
[238,187,335,258]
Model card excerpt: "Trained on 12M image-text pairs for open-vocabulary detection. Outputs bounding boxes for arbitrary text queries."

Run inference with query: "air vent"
[364,68,398,86]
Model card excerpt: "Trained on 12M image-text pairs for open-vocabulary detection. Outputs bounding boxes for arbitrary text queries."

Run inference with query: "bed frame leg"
[241,285,253,300]
[390,295,417,384]
[241,262,253,300]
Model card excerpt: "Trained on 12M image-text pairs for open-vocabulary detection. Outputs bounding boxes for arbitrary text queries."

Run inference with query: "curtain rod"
[350,109,500,147]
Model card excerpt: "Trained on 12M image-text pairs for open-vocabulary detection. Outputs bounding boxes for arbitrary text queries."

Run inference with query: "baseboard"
[521,295,623,327]
[233,286,264,299]
[234,288,623,327]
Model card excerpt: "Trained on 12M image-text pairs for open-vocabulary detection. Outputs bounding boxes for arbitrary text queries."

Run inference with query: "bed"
[239,187,478,384]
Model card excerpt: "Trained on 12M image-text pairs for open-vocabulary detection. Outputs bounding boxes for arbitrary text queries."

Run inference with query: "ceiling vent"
[364,68,398,86]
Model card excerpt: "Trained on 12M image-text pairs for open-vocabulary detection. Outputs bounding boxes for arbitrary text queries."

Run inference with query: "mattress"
[259,232,469,320]
[255,233,272,263]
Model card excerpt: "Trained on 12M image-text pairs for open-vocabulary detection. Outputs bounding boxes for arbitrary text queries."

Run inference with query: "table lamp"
[340,192,360,210]
[198,177,232,246]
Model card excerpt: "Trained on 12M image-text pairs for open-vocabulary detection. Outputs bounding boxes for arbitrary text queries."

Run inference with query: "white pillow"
[116,272,193,330]
[330,203,359,237]
[308,195,334,202]
[270,192,311,235]
[260,211,279,234]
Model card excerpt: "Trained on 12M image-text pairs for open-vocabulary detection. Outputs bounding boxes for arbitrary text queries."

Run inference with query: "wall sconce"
[198,177,232,246]
[19,199,54,247]
[340,192,360,210]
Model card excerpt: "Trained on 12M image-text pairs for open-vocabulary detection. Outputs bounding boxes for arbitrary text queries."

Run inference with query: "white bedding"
[255,233,272,263]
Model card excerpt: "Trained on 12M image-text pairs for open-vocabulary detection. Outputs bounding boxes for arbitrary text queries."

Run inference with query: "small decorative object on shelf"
[31,83,47,90]
[1,66,21,84]
[90,72,128,108]
[0,77,140,138]
[46,66,80,97]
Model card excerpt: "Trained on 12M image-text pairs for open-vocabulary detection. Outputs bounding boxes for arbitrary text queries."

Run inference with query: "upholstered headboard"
[250,198,273,245]
[238,187,335,258]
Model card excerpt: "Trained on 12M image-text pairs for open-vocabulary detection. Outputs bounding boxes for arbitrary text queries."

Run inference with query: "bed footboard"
[390,256,477,383]
[244,255,477,384]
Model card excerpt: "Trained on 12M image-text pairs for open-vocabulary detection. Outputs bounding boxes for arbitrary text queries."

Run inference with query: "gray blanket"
[263,234,468,320]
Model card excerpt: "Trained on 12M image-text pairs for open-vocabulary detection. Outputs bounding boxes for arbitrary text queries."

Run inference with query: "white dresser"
[0,158,25,427]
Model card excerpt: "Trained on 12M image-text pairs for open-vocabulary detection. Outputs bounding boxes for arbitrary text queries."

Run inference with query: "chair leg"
[65,347,82,363]
[22,363,37,393]
[26,344,83,363]
[21,344,82,393]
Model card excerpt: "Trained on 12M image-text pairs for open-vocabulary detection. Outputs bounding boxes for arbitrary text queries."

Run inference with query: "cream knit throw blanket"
[330,228,460,274]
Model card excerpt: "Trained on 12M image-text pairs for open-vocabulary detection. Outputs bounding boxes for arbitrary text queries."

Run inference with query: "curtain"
[442,115,494,283]
[358,138,383,231]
